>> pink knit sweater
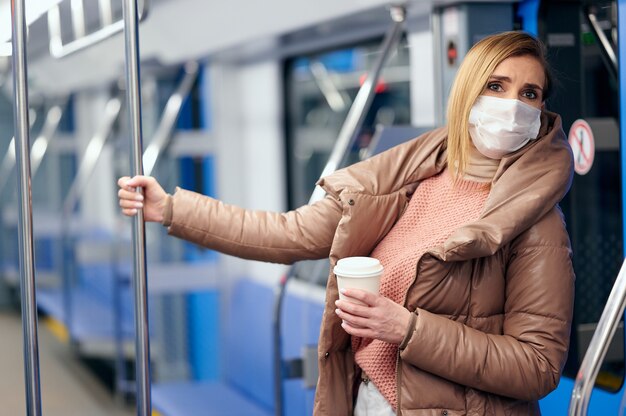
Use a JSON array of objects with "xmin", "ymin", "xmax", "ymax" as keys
[{"xmin": 353, "ymin": 169, "xmax": 491, "ymax": 410}]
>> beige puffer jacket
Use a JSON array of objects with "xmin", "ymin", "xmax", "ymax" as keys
[{"xmin": 164, "ymin": 111, "xmax": 575, "ymax": 416}]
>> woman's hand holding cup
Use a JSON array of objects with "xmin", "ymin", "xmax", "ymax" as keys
[{"xmin": 333, "ymin": 257, "xmax": 411, "ymax": 345}]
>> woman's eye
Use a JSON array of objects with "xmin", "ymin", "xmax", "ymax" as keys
[
  {"xmin": 487, "ymin": 83, "xmax": 502, "ymax": 92},
  {"xmin": 522, "ymin": 90, "xmax": 538, "ymax": 100}
]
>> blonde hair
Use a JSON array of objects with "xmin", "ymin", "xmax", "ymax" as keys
[{"xmin": 446, "ymin": 31, "xmax": 552, "ymax": 178}]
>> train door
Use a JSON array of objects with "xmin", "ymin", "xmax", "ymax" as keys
[{"xmin": 535, "ymin": 0, "xmax": 626, "ymax": 413}]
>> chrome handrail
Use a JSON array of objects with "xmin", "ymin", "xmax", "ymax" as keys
[
  {"xmin": 143, "ymin": 61, "xmax": 199, "ymax": 176},
  {"xmin": 585, "ymin": 9, "xmax": 618, "ymax": 80},
  {"xmin": 569, "ymin": 258, "xmax": 626, "ymax": 415},
  {"xmin": 11, "ymin": 0, "xmax": 42, "ymax": 413},
  {"xmin": 272, "ymin": 6, "xmax": 406, "ymax": 416},
  {"xmin": 308, "ymin": 5, "xmax": 406, "ymax": 204},
  {"xmin": 48, "ymin": 0, "xmax": 150, "ymax": 58},
  {"xmin": 122, "ymin": 0, "xmax": 152, "ymax": 413}
]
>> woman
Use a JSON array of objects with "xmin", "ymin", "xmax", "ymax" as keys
[{"xmin": 118, "ymin": 31, "xmax": 574, "ymax": 415}]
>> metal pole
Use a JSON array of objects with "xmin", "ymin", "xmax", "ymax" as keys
[
  {"xmin": 122, "ymin": 0, "xmax": 151, "ymax": 414},
  {"xmin": 11, "ymin": 0, "xmax": 43, "ymax": 414},
  {"xmin": 569, "ymin": 259, "xmax": 626, "ymax": 415},
  {"xmin": 308, "ymin": 5, "xmax": 406, "ymax": 204}
]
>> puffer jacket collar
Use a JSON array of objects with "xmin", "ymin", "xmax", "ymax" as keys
[{"xmin": 317, "ymin": 111, "xmax": 573, "ymax": 262}]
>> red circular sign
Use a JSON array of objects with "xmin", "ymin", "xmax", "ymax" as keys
[{"xmin": 568, "ymin": 119, "xmax": 595, "ymax": 175}]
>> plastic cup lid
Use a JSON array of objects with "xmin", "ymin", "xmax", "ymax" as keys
[{"xmin": 333, "ymin": 256, "xmax": 383, "ymax": 278}]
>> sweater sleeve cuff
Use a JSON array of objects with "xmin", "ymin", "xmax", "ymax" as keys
[
  {"xmin": 161, "ymin": 193, "xmax": 174, "ymax": 227},
  {"xmin": 399, "ymin": 310, "xmax": 418, "ymax": 350}
]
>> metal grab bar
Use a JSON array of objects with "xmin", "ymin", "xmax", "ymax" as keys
[
  {"xmin": 308, "ymin": 5, "xmax": 406, "ymax": 204},
  {"xmin": 585, "ymin": 8, "xmax": 618, "ymax": 81},
  {"xmin": 122, "ymin": 0, "xmax": 152, "ymax": 414},
  {"xmin": 569, "ymin": 258, "xmax": 626, "ymax": 415},
  {"xmin": 272, "ymin": 6, "xmax": 406, "ymax": 416},
  {"xmin": 143, "ymin": 61, "xmax": 199, "ymax": 176},
  {"xmin": 11, "ymin": 0, "xmax": 43, "ymax": 414},
  {"xmin": 48, "ymin": 0, "xmax": 150, "ymax": 58}
]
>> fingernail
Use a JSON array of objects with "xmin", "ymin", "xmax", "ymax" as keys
[
  {"xmin": 136, "ymin": 195, "xmax": 144, "ymax": 201},
  {"xmin": 135, "ymin": 202, "xmax": 143, "ymax": 208},
  {"xmin": 340, "ymin": 289, "xmax": 346, "ymax": 294}
]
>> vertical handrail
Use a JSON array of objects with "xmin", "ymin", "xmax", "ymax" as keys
[
  {"xmin": 110, "ymin": 61, "xmax": 199, "ymax": 399},
  {"xmin": 569, "ymin": 259, "xmax": 626, "ymax": 415},
  {"xmin": 272, "ymin": 6, "xmax": 406, "ymax": 416},
  {"xmin": 10, "ymin": 0, "xmax": 43, "ymax": 414},
  {"xmin": 122, "ymin": 0, "xmax": 152, "ymax": 414}
]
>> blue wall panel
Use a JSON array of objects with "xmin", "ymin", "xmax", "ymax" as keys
[
  {"xmin": 225, "ymin": 277, "xmax": 324, "ymax": 414},
  {"xmin": 517, "ymin": 0, "xmax": 539, "ymax": 36},
  {"xmin": 178, "ymin": 63, "xmax": 220, "ymax": 380},
  {"xmin": 189, "ymin": 290, "xmax": 220, "ymax": 380}
]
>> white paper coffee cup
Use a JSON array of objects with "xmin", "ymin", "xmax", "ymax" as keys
[{"xmin": 334, "ymin": 257, "xmax": 383, "ymax": 305}]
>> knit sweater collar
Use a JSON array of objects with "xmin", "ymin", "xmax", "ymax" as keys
[{"xmin": 462, "ymin": 145, "xmax": 499, "ymax": 183}]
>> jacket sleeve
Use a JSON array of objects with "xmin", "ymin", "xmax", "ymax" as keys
[
  {"xmin": 399, "ymin": 219, "xmax": 575, "ymax": 401},
  {"xmin": 166, "ymin": 188, "xmax": 342, "ymax": 264}
]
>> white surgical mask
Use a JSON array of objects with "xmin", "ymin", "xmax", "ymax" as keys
[{"xmin": 468, "ymin": 95, "xmax": 542, "ymax": 159}]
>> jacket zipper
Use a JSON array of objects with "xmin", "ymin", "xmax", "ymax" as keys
[
  {"xmin": 395, "ymin": 248, "xmax": 443, "ymax": 413},
  {"xmin": 395, "ymin": 349, "xmax": 403, "ymax": 413}
]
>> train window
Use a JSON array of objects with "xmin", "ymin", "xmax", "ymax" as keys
[
  {"xmin": 544, "ymin": 0, "xmax": 624, "ymax": 391},
  {"xmin": 284, "ymin": 37, "xmax": 411, "ymax": 209}
]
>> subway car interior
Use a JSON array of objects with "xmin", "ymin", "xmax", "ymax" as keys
[{"xmin": 0, "ymin": 0, "xmax": 625, "ymax": 414}]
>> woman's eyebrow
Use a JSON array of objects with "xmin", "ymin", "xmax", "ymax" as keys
[
  {"xmin": 488, "ymin": 75, "xmax": 510, "ymax": 82},
  {"xmin": 523, "ymin": 82, "xmax": 543, "ymax": 90},
  {"xmin": 488, "ymin": 75, "xmax": 543, "ymax": 90}
]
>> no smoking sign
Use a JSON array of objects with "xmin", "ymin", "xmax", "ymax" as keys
[{"xmin": 568, "ymin": 119, "xmax": 595, "ymax": 175}]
